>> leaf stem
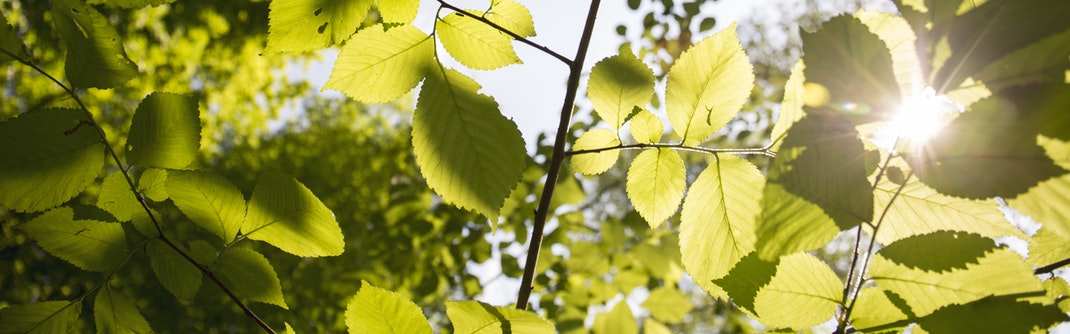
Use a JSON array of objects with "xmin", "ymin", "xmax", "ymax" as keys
[
  {"xmin": 515, "ymin": 0, "xmax": 602, "ymax": 310},
  {"xmin": 7, "ymin": 50, "xmax": 277, "ymax": 334},
  {"xmin": 566, "ymin": 142, "xmax": 775, "ymax": 157},
  {"xmin": 436, "ymin": 0, "xmax": 573, "ymax": 66}
]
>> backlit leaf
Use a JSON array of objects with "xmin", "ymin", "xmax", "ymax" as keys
[
  {"xmin": 345, "ymin": 281, "xmax": 431, "ymax": 334},
  {"xmin": 0, "ymin": 301, "xmax": 80, "ymax": 334},
  {"xmin": 437, "ymin": 10, "xmax": 521, "ymax": 70},
  {"xmin": 770, "ymin": 61, "xmax": 805, "ymax": 149},
  {"xmin": 487, "ymin": 0, "xmax": 536, "ymax": 38},
  {"xmin": 975, "ymin": 29, "xmax": 1070, "ymax": 92},
  {"xmin": 666, "ymin": 23, "xmax": 753, "ymax": 145},
  {"xmin": 0, "ymin": 108, "xmax": 103, "ymax": 213},
  {"xmin": 916, "ymin": 295, "xmax": 1066, "ymax": 334},
  {"xmin": 1028, "ymin": 227, "xmax": 1070, "ymax": 268},
  {"xmin": 641, "ymin": 287, "xmax": 693, "ymax": 323},
  {"xmin": 325, "ymin": 24, "xmax": 434, "ymax": 103},
  {"xmin": 85, "ymin": 0, "xmax": 174, "ymax": 8},
  {"xmin": 849, "ymin": 288, "xmax": 909, "ymax": 333},
  {"xmin": 713, "ymin": 253, "xmax": 778, "ymax": 313},
  {"xmin": 52, "ymin": 0, "xmax": 137, "ymax": 89},
  {"xmin": 626, "ymin": 149, "xmax": 685, "ymax": 228},
  {"xmin": 265, "ymin": 0, "xmax": 372, "ymax": 52},
  {"xmin": 870, "ymin": 249, "xmax": 1043, "ymax": 316},
  {"xmin": 21, "ymin": 207, "xmax": 127, "ymax": 272},
  {"xmin": 753, "ymin": 253, "xmax": 841, "ymax": 329},
  {"xmin": 412, "ymin": 68, "xmax": 525, "ymax": 219},
  {"xmin": 138, "ymin": 168, "xmax": 168, "ymax": 202},
  {"xmin": 0, "ymin": 18, "xmax": 26, "ymax": 63},
  {"xmin": 570, "ymin": 129, "xmax": 620, "ymax": 175},
  {"xmin": 377, "ymin": 0, "xmax": 419, "ymax": 24},
  {"xmin": 629, "ymin": 109, "xmax": 663, "ymax": 144},
  {"xmin": 933, "ymin": 0, "xmax": 1070, "ymax": 93},
  {"xmin": 680, "ymin": 155, "xmax": 763, "ymax": 298},
  {"xmin": 446, "ymin": 300, "xmax": 555, "ymax": 334},
  {"xmin": 588, "ymin": 53, "xmax": 655, "ymax": 130},
  {"xmin": 94, "ymin": 287, "xmax": 152, "ymax": 334},
  {"xmin": 214, "ymin": 247, "xmax": 288, "ymax": 309},
  {"xmin": 878, "ymin": 231, "xmax": 994, "ymax": 272},
  {"xmin": 244, "ymin": 171, "xmax": 344, "ymax": 257},
  {"xmin": 167, "ymin": 170, "xmax": 246, "ymax": 243},
  {"xmin": 802, "ymin": 15, "xmax": 899, "ymax": 123},
  {"xmin": 147, "ymin": 239, "xmax": 202, "ymax": 301},
  {"xmin": 97, "ymin": 171, "xmax": 141, "ymax": 222},
  {"xmin": 592, "ymin": 302, "xmax": 637, "ymax": 334},
  {"xmin": 126, "ymin": 92, "xmax": 201, "ymax": 170},
  {"xmin": 856, "ymin": 10, "xmax": 924, "ymax": 98},
  {"xmin": 1012, "ymin": 137, "xmax": 1070, "ymax": 238}
]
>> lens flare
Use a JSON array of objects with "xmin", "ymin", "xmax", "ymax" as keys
[{"xmin": 873, "ymin": 87, "xmax": 962, "ymax": 152}]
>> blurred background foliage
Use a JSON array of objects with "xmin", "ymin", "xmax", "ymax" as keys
[{"xmin": 1, "ymin": 0, "xmax": 886, "ymax": 332}]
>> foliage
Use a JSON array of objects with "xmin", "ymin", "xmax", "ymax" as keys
[{"xmin": 2, "ymin": 0, "xmax": 1070, "ymax": 333}]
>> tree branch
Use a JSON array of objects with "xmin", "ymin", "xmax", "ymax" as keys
[
  {"xmin": 436, "ymin": 0, "xmax": 573, "ymax": 66},
  {"xmin": 1035, "ymin": 257, "xmax": 1070, "ymax": 275},
  {"xmin": 566, "ymin": 142, "xmax": 775, "ymax": 157},
  {"xmin": 515, "ymin": 0, "xmax": 602, "ymax": 310}
]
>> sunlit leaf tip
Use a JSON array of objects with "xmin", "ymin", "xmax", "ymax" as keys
[
  {"xmin": 346, "ymin": 281, "xmax": 431, "ymax": 334},
  {"xmin": 244, "ymin": 171, "xmax": 345, "ymax": 257},
  {"xmin": 324, "ymin": 24, "xmax": 434, "ymax": 103},
  {"xmin": 447, "ymin": 300, "xmax": 555, "ymax": 334},
  {"xmin": 126, "ymin": 92, "xmax": 201, "ymax": 170},
  {"xmin": 20, "ymin": 207, "xmax": 128, "ymax": 272},
  {"xmin": 626, "ymin": 149, "xmax": 686, "ymax": 228},
  {"xmin": 167, "ymin": 170, "xmax": 246, "ymax": 243},
  {"xmin": 265, "ymin": 0, "xmax": 372, "ymax": 52},
  {"xmin": 437, "ymin": 9, "xmax": 522, "ymax": 70},
  {"xmin": 571, "ymin": 129, "xmax": 621, "ymax": 176},
  {"xmin": 215, "ymin": 247, "xmax": 289, "ymax": 309},
  {"xmin": 487, "ymin": 0, "xmax": 537, "ymax": 38},
  {"xmin": 588, "ymin": 52, "xmax": 655, "ymax": 130}
]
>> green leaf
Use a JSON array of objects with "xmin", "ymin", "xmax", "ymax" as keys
[
  {"xmin": 878, "ymin": 231, "xmax": 994, "ymax": 272},
  {"xmin": 801, "ymin": 15, "xmax": 899, "ymax": 123},
  {"xmin": 214, "ymin": 247, "xmax": 288, "ymax": 309},
  {"xmin": 0, "ymin": 108, "xmax": 104, "ymax": 213},
  {"xmin": 325, "ymin": 24, "xmax": 434, "ymax": 103},
  {"xmin": 849, "ymin": 288, "xmax": 909, "ymax": 333},
  {"xmin": 975, "ymin": 29, "xmax": 1070, "ymax": 92},
  {"xmin": 908, "ymin": 90, "xmax": 1068, "ymax": 199},
  {"xmin": 167, "ymin": 170, "xmax": 246, "ymax": 243},
  {"xmin": 94, "ymin": 287, "xmax": 152, "ymax": 334},
  {"xmin": 377, "ymin": 0, "xmax": 419, "ymax": 24},
  {"xmin": 588, "ymin": 53, "xmax": 655, "ymax": 130},
  {"xmin": 855, "ymin": 10, "xmax": 925, "ymax": 97},
  {"xmin": 1013, "ymin": 137, "xmax": 1070, "ymax": 237},
  {"xmin": 933, "ymin": 0, "xmax": 1070, "ymax": 93},
  {"xmin": 626, "ymin": 149, "xmax": 685, "ymax": 228},
  {"xmin": 138, "ymin": 168, "xmax": 168, "ymax": 202},
  {"xmin": 51, "ymin": 0, "xmax": 137, "ymax": 89},
  {"xmin": 916, "ymin": 295, "xmax": 1067, "ymax": 334},
  {"xmin": 570, "ymin": 129, "xmax": 621, "ymax": 175},
  {"xmin": 21, "ymin": 207, "xmax": 127, "ymax": 272},
  {"xmin": 1028, "ymin": 227, "xmax": 1070, "ymax": 268},
  {"xmin": 628, "ymin": 108, "xmax": 663, "ymax": 144},
  {"xmin": 0, "ymin": 301, "xmax": 81, "ymax": 334},
  {"xmin": 265, "ymin": 0, "xmax": 372, "ymax": 52},
  {"xmin": 870, "ymin": 248, "xmax": 1043, "ymax": 316},
  {"xmin": 679, "ymin": 155, "xmax": 763, "ymax": 298},
  {"xmin": 437, "ymin": 10, "xmax": 521, "ymax": 70},
  {"xmin": 147, "ymin": 239, "xmax": 202, "ymax": 301},
  {"xmin": 872, "ymin": 171, "xmax": 1024, "ymax": 245},
  {"xmin": 592, "ymin": 302, "xmax": 637, "ymax": 334},
  {"xmin": 412, "ymin": 68, "xmax": 525, "ymax": 219},
  {"xmin": 0, "ymin": 18, "xmax": 26, "ymax": 63},
  {"xmin": 641, "ymin": 287, "xmax": 693, "ymax": 323},
  {"xmin": 487, "ymin": 0, "xmax": 536, "ymax": 38},
  {"xmin": 125, "ymin": 92, "xmax": 201, "ymax": 170},
  {"xmin": 666, "ymin": 22, "xmax": 754, "ymax": 145},
  {"xmin": 345, "ymin": 281, "xmax": 431, "ymax": 334},
  {"xmin": 713, "ymin": 252, "xmax": 778, "ymax": 313},
  {"xmin": 446, "ymin": 300, "xmax": 555, "ymax": 334},
  {"xmin": 770, "ymin": 60, "xmax": 805, "ymax": 149},
  {"xmin": 244, "ymin": 171, "xmax": 344, "ymax": 257},
  {"xmin": 85, "ymin": 0, "xmax": 175, "ymax": 8},
  {"xmin": 97, "ymin": 171, "xmax": 141, "ymax": 222},
  {"xmin": 753, "ymin": 253, "xmax": 841, "ymax": 330},
  {"xmin": 755, "ymin": 113, "xmax": 872, "ymax": 258}
]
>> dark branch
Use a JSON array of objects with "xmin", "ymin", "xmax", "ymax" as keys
[
  {"xmin": 1035, "ymin": 257, "xmax": 1070, "ymax": 275},
  {"xmin": 436, "ymin": 0, "xmax": 573, "ymax": 66},
  {"xmin": 566, "ymin": 142, "xmax": 775, "ymax": 157}
]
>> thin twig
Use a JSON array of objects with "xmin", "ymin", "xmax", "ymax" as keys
[
  {"xmin": 436, "ymin": 0, "xmax": 573, "ymax": 66},
  {"xmin": 567, "ymin": 142, "xmax": 775, "ymax": 157},
  {"xmin": 515, "ymin": 0, "xmax": 602, "ymax": 310},
  {"xmin": 5, "ymin": 49, "xmax": 277, "ymax": 334},
  {"xmin": 1035, "ymin": 257, "xmax": 1070, "ymax": 275}
]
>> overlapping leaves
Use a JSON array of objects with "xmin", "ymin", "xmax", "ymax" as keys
[{"xmin": 52, "ymin": 0, "xmax": 138, "ymax": 89}]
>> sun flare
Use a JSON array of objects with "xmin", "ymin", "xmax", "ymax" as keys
[{"xmin": 876, "ymin": 87, "xmax": 962, "ymax": 152}]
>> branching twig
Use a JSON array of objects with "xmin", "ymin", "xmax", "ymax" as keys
[
  {"xmin": 5, "ymin": 49, "xmax": 278, "ymax": 334},
  {"xmin": 567, "ymin": 142, "xmax": 775, "ymax": 157},
  {"xmin": 436, "ymin": 0, "xmax": 573, "ymax": 66},
  {"xmin": 515, "ymin": 0, "xmax": 603, "ymax": 310}
]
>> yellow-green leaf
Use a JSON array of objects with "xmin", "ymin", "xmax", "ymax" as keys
[
  {"xmin": 0, "ymin": 108, "xmax": 104, "ymax": 213},
  {"xmin": 855, "ymin": 10, "xmax": 924, "ymax": 98},
  {"xmin": 85, "ymin": 0, "xmax": 174, "ymax": 8},
  {"xmin": 487, "ymin": 0, "xmax": 536, "ymax": 37},
  {"xmin": 770, "ymin": 60, "xmax": 805, "ymax": 149},
  {"xmin": 167, "ymin": 170, "xmax": 246, "ymax": 243},
  {"xmin": 52, "ymin": 0, "xmax": 138, "ymax": 89},
  {"xmin": 0, "ymin": 301, "xmax": 81, "ymax": 334},
  {"xmin": 849, "ymin": 288, "xmax": 909, "ymax": 333},
  {"xmin": 629, "ymin": 108, "xmax": 663, "ymax": 144},
  {"xmin": 125, "ymin": 92, "xmax": 201, "ymax": 170},
  {"xmin": 437, "ymin": 10, "xmax": 521, "ymax": 70},
  {"xmin": 94, "ymin": 287, "xmax": 152, "ymax": 334},
  {"xmin": 377, "ymin": 0, "xmax": 419, "ymax": 24},
  {"xmin": 325, "ymin": 24, "xmax": 434, "ymax": 103},
  {"xmin": 215, "ymin": 247, "xmax": 288, "ymax": 309},
  {"xmin": 20, "ymin": 207, "xmax": 127, "ymax": 272},
  {"xmin": 346, "ymin": 281, "xmax": 431, "ymax": 334},
  {"xmin": 666, "ymin": 22, "xmax": 753, "ymax": 145},
  {"xmin": 641, "ymin": 287, "xmax": 693, "ymax": 323},
  {"xmin": 138, "ymin": 168, "xmax": 168, "ymax": 202},
  {"xmin": 592, "ymin": 302, "xmax": 637, "ymax": 334},
  {"xmin": 753, "ymin": 253, "xmax": 841, "ymax": 330},
  {"xmin": 147, "ymin": 239, "xmax": 201, "ymax": 301},
  {"xmin": 412, "ymin": 68, "xmax": 526, "ymax": 219},
  {"xmin": 680, "ymin": 155, "xmax": 763, "ymax": 298},
  {"xmin": 265, "ymin": 0, "xmax": 372, "ymax": 52},
  {"xmin": 571, "ymin": 129, "xmax": 621, "ymax": 175},
  {"xmin": 446, "ymin": 300, "xmax": 555, "ymax": 334},
  {"xmin": 588, "ymin": 53, "xmax": 655, "ymax": 130},
  {"xmin": 244, "ymin": 171, "xmax": 344, "ymax": 257},
  {"xmin": 626, "ymin": 149, "xmax": 685, "ymax": 228},
  {"xmin": 97, "ymin": 171, "xmax": 141, "ymax": 222}
]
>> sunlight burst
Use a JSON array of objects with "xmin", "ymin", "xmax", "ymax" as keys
[{"xmin": 874, "ymin": 87, "xmax": 962, "ymax": 152}]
